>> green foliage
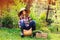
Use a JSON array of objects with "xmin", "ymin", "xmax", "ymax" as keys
[
  {"xmin": 9, "ymin": 10, "xmax": 19, "ymax": 28},
  {"xmin": 1, "ymin": 1, "xmax": 26, "ymax": 28},
  {"xmin": 47, "ymin": 19, "xmax": 54, "ymax": 25},
  {"xmin": 0, "ymin": 17, "xmax": 2, "ymax": 27},
  {"xmin": 39, "ymin": 12, "xmax": 46, "ymax": 20},
  {"xmin": 30, "ymin": 10, "xmax": 47, "ymax": 30},
  {"xmin": 49, "ymin": 26, "xmax": 57, "ymax": 32},
  {"xmin": 49, "ymin": 23, "xmax": 60, "ymax": 32},
  {"xmin": 1, "ymin": 0, "xmax": 60, "ymax": 33},
  {"xmin": 0, "ymin": 27, "xmax": 49, "ymax": 40},
  {"xmin": 2, "ymin": 14, "xmax": 13, "ymax": 28},
  {"xmin": 40, "ymin": 27, "xmax": 50, "ymax": 33}
]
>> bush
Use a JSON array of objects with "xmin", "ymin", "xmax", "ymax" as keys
[
  {"xmin": 40, "ymin": 27, "xmax": 50, "ymax": 33},
  {"xmin": 30, "ymin": 11, "xmax": 47, "ymax": 30},
  {"xmin": 0, "ymin": 17, "xmax": 2, "ymax": 27},
  {"xmin": 2, "ymin": 14, "xmax": 13, "ymax": 28},
  {"xmin": 48, "ymin": 26, "xmax": 57, "ymax": 32},
  {"xmin": 46, "ymin": 19, "xmax": 54, "ymax": 25},
  {"xmin": 49, "ymin": 23, "xmax": 60, "ymax": 32}
]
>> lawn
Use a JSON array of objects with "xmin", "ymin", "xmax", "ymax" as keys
[{"xmin": 0, "ymin": 27, "xmax": 60, "ymax": 40}]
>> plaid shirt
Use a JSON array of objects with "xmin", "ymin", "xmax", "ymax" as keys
[{"xmin": 19, "ymin": 16, "xmax": 32, "ymax": 27}]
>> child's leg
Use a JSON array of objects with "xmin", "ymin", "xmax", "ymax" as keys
[
  {"xmin": 29, "ymin": 20, "xmax": 36, "ymax": 37},
  {"xmin": 20, "ymin": 20, "xmax": 26, "ymax": 37},
  {"xmin": 29, "ymin": 20, "xmax": 36, "ymax": 31},
  {"xmin": 20, "ymin": 27, "xmax": 24, "ymax": 37},
  {"xmin": 21, "ymin": 27, "xmax": 23, "ymax": 33}
]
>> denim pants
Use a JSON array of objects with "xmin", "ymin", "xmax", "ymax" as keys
[{"xmin": 20, "ymin": 20, "xmax": 36, "ymax": 32}]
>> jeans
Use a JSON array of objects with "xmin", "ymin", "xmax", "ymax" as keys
[{"xmin": 20, "ymin": 20, "xmax": 36, "ymax": 32}]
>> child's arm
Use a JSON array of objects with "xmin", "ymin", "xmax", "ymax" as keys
[
  {"xmin": 28, "ymin": 16, "xmax": 32, "ymax": 22},
  {"xmin": 18, "ymin": 20, "xmax": 21, "ymax": 28}
]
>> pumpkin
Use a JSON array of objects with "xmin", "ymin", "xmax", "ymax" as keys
[{"xmin": 23, "ymin": 28, "xmax": 32, "ymax": 36}]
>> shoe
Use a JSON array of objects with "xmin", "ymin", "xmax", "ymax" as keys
[
  {"xmin": 21, "ymin": 33, "xmax": 24, "ymax": 37},
  {"xmin": 32, "ymin": 32, "xmax": 36, "ymax": 37}
]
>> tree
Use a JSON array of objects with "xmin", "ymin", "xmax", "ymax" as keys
[
  {"xmin": 0, "ymin": 0, "xmax": 14, "ymax": 27},
  {"xmin": 0, "ymin": 0, "xmax": 14, "ymax": 16},
  {"xmin": 46, "ymin": 0, "xmax": 56, "ymax": 22},
  {"xmin": 21, "ymin": 0, "xmax": 33, "ymax": 12}
]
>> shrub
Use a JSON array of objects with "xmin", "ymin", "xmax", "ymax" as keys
[
  {"xmin": 40, "ymin": 27, "xmax": 50, "ymax": 33},
  {"xmin": 2, "ymin": 14, "xmax": 13, "ymax": 28},
  {"xmin": 48, "ymin": 23, "xmax": 60, "ymax": 32},
  {"xmin": 0, "ymin": 17, "xmax": 2, "ymax": 27},
  {"xmin": 48, "ymin": 26, "xmax": 57, "ymax": 32},
  {"xmin": 46, "ymin": 19, "xmax": 54, "ymax": 25},
  {"xmin": 30, "ymin": 11, "xmax": 47, "ymax": 30}
]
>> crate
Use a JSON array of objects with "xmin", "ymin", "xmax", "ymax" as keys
[{"xmin": 35, "ymin": 32, "xmax": 48, "ymax": 38}]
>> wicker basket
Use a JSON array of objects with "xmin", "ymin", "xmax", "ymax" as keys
[{"xmin": 23, "ymin": 28, "xmax": 32, "ymax": 36}]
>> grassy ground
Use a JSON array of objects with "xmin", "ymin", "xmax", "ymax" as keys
[
  {"xmin": 50, "ymin": 33, "xmax": 60, "ymax": 40},
  {"xmin": 0, "ymin": 27, "xmax": 60, "ymax": 40}
]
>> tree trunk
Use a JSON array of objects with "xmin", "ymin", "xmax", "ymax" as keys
[
  {"xmin": 46, "ymin": 0, "xmax": 51, "ymax": 22},
  {"xmin": 25, "ymin": 0, "xmax": 33, "ymax": 11},
  {"xmin": 46, "ymin": 5, "xmax": 50, "ymax": 22}
]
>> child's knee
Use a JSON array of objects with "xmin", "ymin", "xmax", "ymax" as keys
[
  {"xmin": 20, "ymin": 21, "xmax": 25, "ymax": 27},
  {"xmin": 30, "ymin": 20, "xmax": 35, "ymax": 24}
]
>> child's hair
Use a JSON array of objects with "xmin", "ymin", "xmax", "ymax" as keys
[
  {"xmin": 18, "ymin": 8, "xmax": 30, "ymax": 17},
  {"xmin": 18, "ymin": 9, "xmax": 27, "ymax": 17}
]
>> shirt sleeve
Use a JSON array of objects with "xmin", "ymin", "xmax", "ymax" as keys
[
  {"xmin": 18, "ymin": 20, "xmax": 21, "ymax": 28},
  {"xmin": 28, "ymin": 16, "xmax": 32, "ymax": 21}
]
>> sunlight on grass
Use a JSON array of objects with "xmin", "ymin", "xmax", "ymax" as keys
[
  {"xmin": 0, "ymin": 27, "xmax": 60, "ymax": 40},
  {"xmin": 0, "ymin": 28, "xmax": 21, "ymax": 40},
  {"xmin": 0, "ymin": 28, "xmax": 49, "ymax": 40},
  {"xmin": 49, "ymin": 33, "xmax": 60, "ymax": 40}
]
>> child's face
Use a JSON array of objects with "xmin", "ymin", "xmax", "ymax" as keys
[
  {"xmin": 22, "ymin": 10, "xmax": 29, "ymax": 17},
  {"xmin": 19, "ymin": 10, "xmax": 26, "ymax": 19},
  {"xmin": 19, "ymin": 10, "xmax": 29, "ymax": 18},
  {"xmin": 23, "ymin": 10, "xmax": 26, "ymax": 15}
]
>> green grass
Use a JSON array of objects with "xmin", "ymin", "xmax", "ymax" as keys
[
  {"xmin": 49, "ymin": 33, "xmax": 60, "ymax": 40},
  {"xmin": 0, "ymin": 28, "xmax": 21, "ymax": 40},
  {"xmin": 0, "ymin": 27, "xmax": 49, "ymax": 40},
  {"xmin": 0, "ymin": 27, "xmax": 60, "ymax": 40}
]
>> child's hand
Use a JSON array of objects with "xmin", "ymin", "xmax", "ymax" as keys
[
  {"xmin": 18, "ymin": 23, "xmax": 21, "ymax": 28},
  {"xmin": 19, "ymin": 26, "xmax": 21, "ymax": 28},
  {"xmin": 18, "ymin": 20, "xmax": 21, "ymax": 28}
]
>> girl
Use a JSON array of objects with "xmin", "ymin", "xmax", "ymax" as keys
[{"xmin": 18, "ymin": 8, "xmax": 36, "ymax": 37}]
